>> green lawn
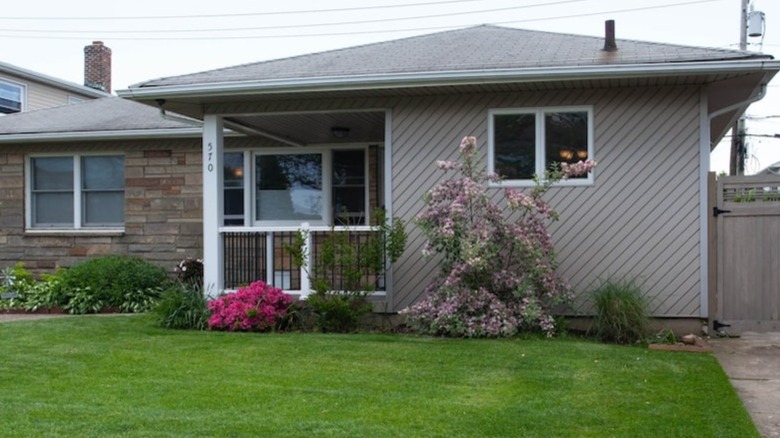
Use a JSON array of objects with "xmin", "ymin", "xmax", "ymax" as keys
[{"xmin": 0, "ymin": 315, "xmax": 756, "ymax": 437}]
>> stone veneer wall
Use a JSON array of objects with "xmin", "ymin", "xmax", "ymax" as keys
[{"xmin": 0, "ymin": 138, "xmax": 202, "ymax": 277}]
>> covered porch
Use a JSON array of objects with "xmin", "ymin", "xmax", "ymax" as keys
[{"xmin": 201, "ymin": 109, "xmax": 393, "ymax": 298}]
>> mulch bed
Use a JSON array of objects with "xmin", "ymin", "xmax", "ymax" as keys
[{"xmin": 648, "ymin": 336, "xmax": 712, "ymax": 353}]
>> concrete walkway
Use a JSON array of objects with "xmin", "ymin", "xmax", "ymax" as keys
[{"xmin": 710, "ymin": 332, "xmax": 780, "ymax": 438}]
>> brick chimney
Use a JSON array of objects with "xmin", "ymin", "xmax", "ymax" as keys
[{"xmin": 84, "ymin": 41, "xmax": 112, "ymax": 93}]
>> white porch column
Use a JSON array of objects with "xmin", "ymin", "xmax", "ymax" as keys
[
  {"xmin": 203, "ymin": 115, "xmax": 225, "ymax": 297},
  {"xmin": 383, "ymin": 109, "xmax": 394, "ymax": 301}
]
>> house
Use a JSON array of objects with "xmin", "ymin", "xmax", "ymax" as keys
[
  {"xmin": 0, "ymin": 42, "xmax": 203, "ymax": 271},
  {"xmin": 0, "ymin": 42, "xmax": 109, "ymax": 114},
  {"xmin": 2, "ymin": 24, "xmax": 778, "ymax": 331},
  {"xmin": 757, "ymin": 161, "xmax": 780, "ymax": 175}
]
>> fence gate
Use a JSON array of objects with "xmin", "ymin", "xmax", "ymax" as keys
[{"xmin": 715, "ymin": 175, "xmax": 780, "ymax": 333}]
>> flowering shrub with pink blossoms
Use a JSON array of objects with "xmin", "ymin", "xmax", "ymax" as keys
[
  {"xmin": 401, "ymin": 136, "xmax": 595, "ymax": 337},
  {"xmin": 208, "ymin": 281, "xmax": 294, "ymax": 332}
]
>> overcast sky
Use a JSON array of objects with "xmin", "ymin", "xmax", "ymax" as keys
[{"xmin": 2, "ymin": 0, "xmax": 779, "ymax": 173}]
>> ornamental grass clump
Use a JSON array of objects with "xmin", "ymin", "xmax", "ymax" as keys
[
  {"xmin": 208, "ymin": 281, "xmax": 293, "ymax": 332},
  {"xmin": 592, "ymin": 278, "xmax": 649, "ymax": 344},
  {"xmin": 401, "ymin": 136, "xmax": 595, "ymax": 337},
  {"xmin": 154, "ymin": 282, "xmax": 210, "ymax": 330}
]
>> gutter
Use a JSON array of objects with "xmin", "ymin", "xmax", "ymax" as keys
[
  {"xmin": 117, "ymin": 59, "xmax": 780, "ymax": 100},
  {"xmin": 0, "ymin": 128, "xmax": 204, "ymax": 144}
]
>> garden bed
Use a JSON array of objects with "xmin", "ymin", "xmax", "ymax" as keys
[{"xmin": 0, "ymin": 306, "xmax": 120, "ymax": 315}]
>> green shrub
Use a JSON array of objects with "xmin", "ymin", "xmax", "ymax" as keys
[
  {"xmin": 1, "ymin": 263, "xmax": 35, "ymax": 292},
  {"xmin": 275, "ymin": 300, "xmax": 316, "ymax": 332},
  {"xmin": 64, "ymin": 286, "xmax": 105, "ymax": 314},
  {"xmin": 58, "ymin": 256, "xmax": 171, "ymax": 313},
  {"xmin": 647, "ymin": 328, "xmax": 677, "ymax": 345},
  {"xmin": 0, "ymin": 272, "xmax": 67, "ymax": 311},
  {"xmin": 306, "ymin": 292, "xmax": 372, "ymax": 333},
  {"xmin": 592, "ymin": 279, "xmax": 649, "ymax": 344},
  {"xmin": 153, "ymin": 283, "xmax": 209, "ymax": 330},
  {"xmin": 0, "ymin": 263, "xmax": 36, "ymax": 307},
  {"xmin": 288, "ymin": 208, "xmax": 406, "ymax": 333}
]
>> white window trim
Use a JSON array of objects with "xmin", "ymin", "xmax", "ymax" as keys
[
  {"xmin": 488, "ymin": 106, "xmax": 594, "ymax": 187},
  {"xmin": 25, "ymin": 153, "xmax": 125, "ymax": 232},
  {"xmin": 0, "ymin": 77, "xmax": 26, "ymax": 113}
]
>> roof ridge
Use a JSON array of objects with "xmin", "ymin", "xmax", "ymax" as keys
[
  {"xmin": 126, "ymin": 24, "xmax": 776, "ymax": 91},
  {"xmin": 134, "ymin": 25, "xmax": 502, "ymax": 87}
]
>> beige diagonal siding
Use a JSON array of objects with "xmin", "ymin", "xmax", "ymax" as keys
[
  {"xmin": 207, "ymin": 85, "xmax": 703, "ymax": 317},
  {"xmin": 391, "ymin": 86, "xmax": 702, "ymax": 317}
]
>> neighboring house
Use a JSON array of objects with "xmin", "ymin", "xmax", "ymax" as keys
[
  {"xmin": 0, "ymin": 97, "xmax": 204, "ymax": 270},
  {"xmin": 757, "ymin": 161, "xmax": 780, "ymax": 175},
  {"xmin": 1, "ymin": 24, "xmax": 778, "ymax": 330},
  {"xmin": 0, "ymin": 42, "xmax": 110, "ymax": 114}
]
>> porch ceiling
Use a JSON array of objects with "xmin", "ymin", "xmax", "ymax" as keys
[{"xmin": 226, "ymin": 111, "xmax": 386, "ymax": 146}]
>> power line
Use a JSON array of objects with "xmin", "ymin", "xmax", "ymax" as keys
[
  {"xmin": 0, "ymin": 0, "xmax": 728, "ymax": 41},
  {"xmin": 0, "ymin": 1, "xmax": 589, "ymax": 35},
  {"xmin": 0, "ymin": 0, "xmax": 493, "ymax": 21}
]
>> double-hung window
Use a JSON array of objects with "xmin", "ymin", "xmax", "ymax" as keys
[
  {"xmin": 488, "ymin": 106, "xmax": 593, "ymax": 186},
  {"xmin": 0, "ymin": 79, "xmax": 24, "ymax": 114},
  {"xmin": 28, "ymin": 155, "xmax": 124, "ymax": 230}
]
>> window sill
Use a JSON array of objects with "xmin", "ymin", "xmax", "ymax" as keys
[
  {"xmin": 489, "ymin": 178, "xmax": 594, "ymax": 188},
  {"xmin": 24, "ymin": 228, "xmax": 125, "ymax": 237}
]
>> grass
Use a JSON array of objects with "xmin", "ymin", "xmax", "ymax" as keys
[{"xmin": 0, "ymin": 316, "xmax": 757, "ymax": 437}]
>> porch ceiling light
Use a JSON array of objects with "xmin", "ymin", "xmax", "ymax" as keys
[{"xmin": 331, "ymin": 126, "xmax": 350, "ymax": 139}]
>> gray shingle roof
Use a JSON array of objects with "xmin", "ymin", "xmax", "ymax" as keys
[
  {"xmin": 0, "ymin": 97, "xmax": 196, "ymax": 135},
  {"xmin": 134, "ymin": 24, "xmax": 772, "ymax": 89}
]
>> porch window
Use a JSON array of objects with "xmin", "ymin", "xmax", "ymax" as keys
[
  {"xmin": 0, "ymin": 80, "xmax": 24, "ymax": 114},
  {"xmin": 29, "ymin": 155, "xmax": 124, "ymax": 229},
  {"xmin": 255, "ymin": 153, "xmax": 323, "ymax": 222},
  {"xmin": 222, "ymin": 149, "xmax": 371, "ymax": 226},
  {"xmin": 333, "ymin": 149, "xmax": 366, "ymax": 225},
  {"xmin": 224, "ymin": 152, "xmax": 244, "ymax": 226},
  {"xmin": 219, "ymin": 147, "xmax": 378, "ymax": 292},
  {"xmin": 489, "ymin": 106, "xmax": 593, "ymax": 186}
]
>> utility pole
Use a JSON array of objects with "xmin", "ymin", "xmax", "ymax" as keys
[{"xmin": 730, "ymin": 0, "xmax": 749, "ymax": 175}]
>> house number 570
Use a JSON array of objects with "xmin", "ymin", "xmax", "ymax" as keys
[{"xmin": 207, "ymin": 142, "xmax": 214, "ymax": 172}]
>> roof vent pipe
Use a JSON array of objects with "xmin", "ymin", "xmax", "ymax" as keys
[{"xmin": 603, "ymin": 20, "xmax": 617, "ymax": 52}]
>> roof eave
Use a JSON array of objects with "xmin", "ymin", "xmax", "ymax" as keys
[
  {"xmin": 117, "ymin": 59, "xmax": 780, "ymax": 101},
  {"xmin": 0, "ymin": 61, "xmax": 110, "ymax": 99},
  {"xmin": 0, "ymin": 128, "xmax": 204, "ymax": 144}
]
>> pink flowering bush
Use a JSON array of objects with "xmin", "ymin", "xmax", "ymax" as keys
[
  {"xmin": 208, "ymin": 281, "xmax": 293, "ymax": 332},
  {"xmin": 401, "ymin": 136, "xmax": 595, "ymax": 337}
]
